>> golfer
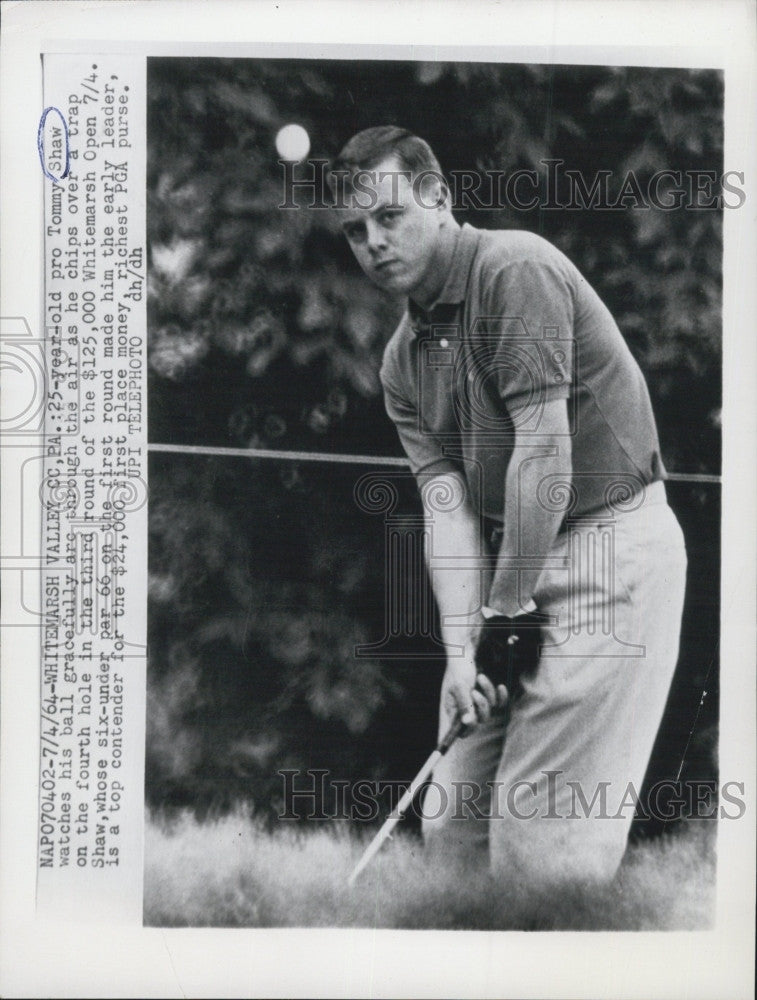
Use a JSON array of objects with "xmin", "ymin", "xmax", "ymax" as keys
[{"xmin": 330, "ymin": 127, "xmax": 687, "ymax": 892}]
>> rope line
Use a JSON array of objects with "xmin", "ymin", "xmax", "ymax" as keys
[
  {"xmin": 147, "ymin": 442, "xmax": 721, "ymax": 484},
  {"xmin": 148, "ymin": 442, "xmax": 409, "ymax": 467}
]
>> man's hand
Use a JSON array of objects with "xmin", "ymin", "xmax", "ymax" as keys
[
  {"xmin": 441, "ymin": 650, "xmax": 509, "ymax": 732},
  {"xmin": 475, "ymin": 611, "xmax": 549, "ymax": 699}
]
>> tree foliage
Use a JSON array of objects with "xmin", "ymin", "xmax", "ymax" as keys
[{"xmin": 146, "ymin": 58, "xmax": 722, "ymax": 824}]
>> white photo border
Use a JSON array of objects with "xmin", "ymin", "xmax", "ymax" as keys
[{"xmin": 1, "ymin": 2, "xmax": 755, "ymax": 998}]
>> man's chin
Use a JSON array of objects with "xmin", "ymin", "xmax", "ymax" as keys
[{"xmin": 370, "ymin": 271, "xmax": 414, "ymax": 296}]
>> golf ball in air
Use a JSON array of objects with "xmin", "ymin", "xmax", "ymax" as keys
[{"xmin": 275, "ymin": 123, "xmax": 311, "ymax": 160}]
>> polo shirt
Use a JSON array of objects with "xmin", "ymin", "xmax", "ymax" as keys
[{"xmin": 379, "ymin": 223, "xmax": 665, "ymax": 522}]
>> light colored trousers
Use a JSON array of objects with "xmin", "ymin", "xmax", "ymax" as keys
[{"xmin": 423, "ymin": 482, "xmax": 687, "ymax": 889}]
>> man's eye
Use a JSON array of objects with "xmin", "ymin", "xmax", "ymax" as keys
[
  {"xmin": 380, "ymin": 209, "xmax": 402, "ymax": 224},
  {"xmin": 344, "ymin": 224, "xmax": 365, "ymax": 242}
]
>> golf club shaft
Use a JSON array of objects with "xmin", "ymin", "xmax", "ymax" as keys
[{"xmin": 347, "ymin": 716, "xmax": 465, "ymax": 886}]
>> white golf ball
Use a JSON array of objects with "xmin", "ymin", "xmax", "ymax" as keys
[{"xmin": 275, "ymin": 123, "xmax": 311, "ymax": 161}]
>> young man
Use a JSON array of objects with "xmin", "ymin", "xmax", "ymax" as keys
[{"xmin": 330, "ymin": 126, "xmax": 687, "ymax": 892}]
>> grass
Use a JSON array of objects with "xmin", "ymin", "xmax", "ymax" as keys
[{"xmin": 144, "ymin": 810, "xmax": 716, "ymax": 930}]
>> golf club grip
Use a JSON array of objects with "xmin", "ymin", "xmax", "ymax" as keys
[
  {"xmin": 434, "ymin": 657, "xmax": 514, "ymax": 755},
  {"xmin": 437, "ymin": 715, "xmax": 466, "ymax": 754},
  {"xmin": 435, "ymin": 647, "xmax": 522, "ymax": 756}
]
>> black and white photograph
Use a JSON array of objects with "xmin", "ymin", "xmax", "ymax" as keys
[
  {"xmin": 1, "ymin": 2, "xmax": 755, "ymax": 997},
  {"xmin": 144, "ymin": 54, "xmax": 725, "ymax": 931}
]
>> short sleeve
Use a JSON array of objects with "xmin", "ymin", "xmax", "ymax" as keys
[
  {"xmin": 483, "ymin": 259, "xmax": 574, "ymax": 413},
  {"xmin": 379, "ymin": 363, "xmax": 458, "ymax": 478}
]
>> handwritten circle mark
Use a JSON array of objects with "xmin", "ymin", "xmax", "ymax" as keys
[{"xmin": 37, "ymin": 106, "xmax": 70, "ymax": 182}]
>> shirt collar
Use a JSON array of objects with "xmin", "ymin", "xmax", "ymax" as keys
[{"xmin": 407, "ymin": 223, "xmax": 480, "ymax": 332}]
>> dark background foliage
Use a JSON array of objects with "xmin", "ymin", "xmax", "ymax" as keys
[{"xmin": 146, "ymin": 58, "xmax": 722, "ymax": 834}]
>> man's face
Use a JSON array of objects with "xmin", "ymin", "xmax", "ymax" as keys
[{"xmin": 336, "ymin": 155, "xmax": 447, "ymax": 298}]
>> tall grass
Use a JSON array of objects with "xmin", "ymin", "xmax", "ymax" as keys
[{"xmin": 144, "ymin": 811, "xmax": 716, "ymax": 930}]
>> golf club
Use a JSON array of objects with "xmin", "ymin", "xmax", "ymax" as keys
[
  {"xmin": 347, "ymin": 610, "xmax": 552, "ymax": 885},
  {"xmin": 347, "ymin": 712, "xmax": 467, "ymax": 887}
]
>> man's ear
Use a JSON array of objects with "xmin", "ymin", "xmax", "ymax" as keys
[
  {"xmin": 417, "ymin": 171, "xmax": 449, "ymax": 211},
  {"xmin": 435, "ymin": 179, "xmax": 451, "ymax": 211}
]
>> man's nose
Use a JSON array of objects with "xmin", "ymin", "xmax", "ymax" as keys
[{"xmin": 365, "ymin": 219, "xmax": 387, "ymax": 254}]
